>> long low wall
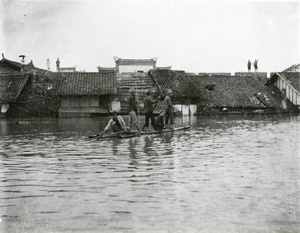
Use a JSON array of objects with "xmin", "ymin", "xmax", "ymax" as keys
[
  {"xmin": 234, "ymin": 72, "xmax": 268, "ymax": 84},
  {"xmin": 58, "ymin": 106, "xmax": 110, "ymax": 118}
]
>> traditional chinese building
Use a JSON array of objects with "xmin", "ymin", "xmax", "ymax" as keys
[
  {"xmin": 149, "ymin": 69, "xmax": 289, "ymax": 115},
  {"xmin": 0, "ymin": 53, "xmax": 47, "ymax": 74},
  {"xmin": 98, "ymin": 57, "xmax": 159, "ymax": 114},
  {"xmin": 56, "ymin": 72, "xmax": 117, "ymax": 117}
]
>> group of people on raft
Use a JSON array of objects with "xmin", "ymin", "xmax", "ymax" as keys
[{"xmin": 99, "ymin": 87, "xmax": 175, "ymax": 137}]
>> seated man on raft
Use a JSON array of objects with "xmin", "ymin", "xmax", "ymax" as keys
[
  {"xmin": 99, "ymin": 112, "xmax": 130, "ymax": 137},
  {"xmin": 153, "ymin": 111, "xmax": 165, "ymax": 132}
]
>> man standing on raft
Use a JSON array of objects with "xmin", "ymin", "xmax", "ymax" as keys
[
  {"xmin": 128, "ymin": 87, "xmax": 141, "ymax": 134},
  {"xmin": 164, "ymin": 89, "xmax": 174, "ymax": 130},
  {"xmin": 142, "ymin": 90, "xmax": 160, "ymax": 131}
]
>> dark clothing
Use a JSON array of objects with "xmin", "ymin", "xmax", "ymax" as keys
[
  {"xmin": 164, "ymin": 95, "xmax": 174, "ymax": 125},
  {"xmin": 128, "ymin": 95, "xmax": 138, "ymax": 113},
  {"xmin": 154, "ymin": 114, "xmax": 164, "ymax": 132},
  {"xmin": 144, "ymin": 111, "xmax": 155, "ymax": 128},
  {"xmin": 254, "ymin": 60, "xmax": 258, "ymax": 70},
  {"xmin": 102, "ymin": 115, "xmax": 126, "ymax": 134},
  {"xmin": 165, "ymin": 108, "xmax": 174, "ymax": 125},
  {"xmin": 143, "ymin": 95, "xmax": 158, "ymax": 128},
  {"xmin": 56, "ymin": 59, "xmax": 60, "ymax": 70},
  {"xmin": 164, "ymin": 95, "xmax": 172, "ymax": 110},
  {"xmin": 112, "ymin": 123, "xmax": 122, "ymax": 133},
  {"xmin": 144, "ymin": 96, "xmax": 157, "ymax": 113},
  {"xmin": 247, "ymin": 61, "xmax": 251, "ymax": 71}
]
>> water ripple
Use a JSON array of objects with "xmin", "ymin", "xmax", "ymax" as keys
[{"xmin": 0, "ymin": 115, "xmax": 299, "ymax": 232}]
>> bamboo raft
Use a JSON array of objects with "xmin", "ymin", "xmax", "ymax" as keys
[{"xmin": 89, "ymin": 125, "xmax": 191, "ymax": 139}]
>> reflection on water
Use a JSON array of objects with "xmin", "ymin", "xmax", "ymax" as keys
[{"xmin": 0, "ymin": 115, "xmax": 299, "ymax": 233}]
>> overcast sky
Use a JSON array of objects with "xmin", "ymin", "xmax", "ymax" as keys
[{"xmin": 1, "ymin": 0, "xmax": 299, "ymax": 73}]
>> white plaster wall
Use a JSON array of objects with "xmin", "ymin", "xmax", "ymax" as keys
[{"xmin": 119, "ymin": 65, "xmax": 154, "ymax": 73}]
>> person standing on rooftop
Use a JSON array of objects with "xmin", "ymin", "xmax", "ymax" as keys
[
  {"xmin": 47, "ymin": 58, "xmax": 50, "ymax": 71},
  {"xmin": 56, "ymin": 58, "xmax": 60, "ymax": 72},
  {"xmin": 247, "ymin": 60, "xmax": 251, "ymax": 72},
  {"xmin": 254, "ymin": 60, "xmax": 258, "ymax": 71}
]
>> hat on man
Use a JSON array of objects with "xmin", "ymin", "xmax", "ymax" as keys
[
  {"xmin": 146, "ymin": 90, "xmax": 151, "ymax": 95},
  {"xmin": 166, "ymin": 89, "xmax": 173, "ymax": 95},
  {"xmin": 129, "ymin": 87, "xmax": 135, "ymax": 93}
]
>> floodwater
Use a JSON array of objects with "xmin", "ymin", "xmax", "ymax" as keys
[{"xmin": 0, "ymin": 115, "xmax": 299, "ymax": 233}]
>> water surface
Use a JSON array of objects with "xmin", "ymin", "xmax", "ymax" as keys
[{"xmin": 0, "ymin": 115, "xmax": 299, "ymax": 233}]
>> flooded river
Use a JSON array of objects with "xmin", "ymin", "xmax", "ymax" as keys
[{"xmin": 0, "ymin": 115, "xmax": 299, "ymax": 233}]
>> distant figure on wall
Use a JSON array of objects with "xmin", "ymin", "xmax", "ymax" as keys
[
  {"xmin": 47, "ymin": 58, "xmax": 50, "ymax": 71},
  {"xmin": 247, "ymin": 60, "xmax": 251, "ymax": 72},
  {"xmin": 254, "ymin": 60, "xmax": 258, "ymax": 71},
  {"xmin": 56, "ymin": 58, "xmax": 60, "ymax": 72}
]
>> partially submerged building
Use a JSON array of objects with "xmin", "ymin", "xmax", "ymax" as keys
[
  {"xmin": 149, "ymin": 69, "xmax": 200, "ymax": 115},
  {"xmin": 0, "ymin": 54, "xmax": 59, "ymax": 118},
  {"xmin": 56, "ymin": 72, "xmax": 117, "ymax": 117},
  {"xmin": 2, "ymin": 54, "xmax": 298, "ymax": 118},
  {"xmin": 0, "ymin": 72, "xmax": 59, "ymax": 118},
  {"xmin": 265, "ymin": 72, "xmax": 300, "ymax": 110},
  {"xmin": 0, "ymin": 73, "xmax": 30, "ymax": 118},
  {"xmin": 191, "ymin": 74, "xmax": 286, "ymax": 114},
  {"xmin": 148, "ymin": 69, "xmax": 291, "ymax": 115},
  {"xmin": 97, "ymin": 58, "xmax": 159, "ymax": 114}
]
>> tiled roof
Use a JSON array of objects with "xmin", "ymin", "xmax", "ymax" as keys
[
  {"xmin": 264, "ymin": 85, "xmax": 297, "ymax": 111},
  {"xmin": 0, "ymin": 73, "xmax": 30, "ymax": 104},
  {"xmin": 282, "ymin": 64, "xmax": 300, "ymax": 72},
  {"xmin": 0, "ymin": 58, "xmax": 21, "ymax": 70},
  {"xmin": 57, "ymin": 72, "xmax": 116, "ymax": 95},
  {"xmin": 149, "ymin": 69, "xmax": 280, "ymax": 108},
  {"xmin": 0, "ymin": 57, "xmax": 47, "ymax": 73},
  {"xmin": 149, "ymin": 69, "xmax": 201, "ymax": 98},
  {"xmin": 190, "ymin": 75, "xmax": 279, "ymax": 108},
  {"xmin": 266, "ymin": 72, "xmax": 300, "ymax": 93},
  {"xmin": 280, "ymin": 72, "xmax": 300, "ymax": 93}
]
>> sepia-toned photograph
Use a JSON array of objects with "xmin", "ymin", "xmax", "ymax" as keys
[{"xmin": 0, "ymin": 0, "xmax": 299, "ymax": 232}]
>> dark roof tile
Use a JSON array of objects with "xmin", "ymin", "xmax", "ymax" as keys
[
  {"xmin": 280, "ymin": 72, "xmax": 300, "ymax": 92},
  {"xmin": 149, "ymin": 69, "xmax": 280, "ymax": 108},
  {"xmin": 0, "ymin": 73, "xmax": 30, "ymax": 103},
  {"xmin": 57, "ymin": 72, "xmax": 116, "ymax": 95}
]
